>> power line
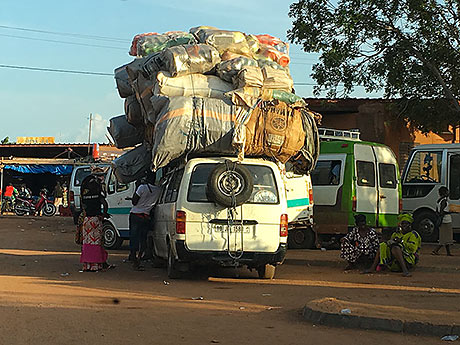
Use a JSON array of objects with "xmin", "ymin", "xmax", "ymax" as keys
[
  {"xmin": 0, "ymin": 24, "xmax": 130, "ymax": 43},
  {"xmin": 0, "ymin": 33, "xmax": 126, "ymax": 50},
  {"xmin": 0, "ymin": 64, "xmax": 113, "ymax": 76}
]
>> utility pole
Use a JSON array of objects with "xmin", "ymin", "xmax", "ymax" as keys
[{"xmin": 87, "ymin": 113, "xmax": 93, "ymax": 156}]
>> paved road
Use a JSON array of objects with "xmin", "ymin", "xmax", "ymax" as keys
[{"xmin": 0, "ymin": 216, "xmax": 457, "ymax": 344}]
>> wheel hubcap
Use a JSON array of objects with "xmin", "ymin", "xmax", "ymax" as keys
[{"xmin": 419, "ymin": 218, "xmax": 434, "ymax": 236}]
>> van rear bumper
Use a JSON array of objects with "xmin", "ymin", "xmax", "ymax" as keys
[{"xmin": 175, "ymin": 240, "xmax": 287, "ymax": 267}]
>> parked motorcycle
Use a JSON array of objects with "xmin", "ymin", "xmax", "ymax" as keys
[{"xmin": 14, "ymin": 189, "xmax": 56, "ymax": 217}]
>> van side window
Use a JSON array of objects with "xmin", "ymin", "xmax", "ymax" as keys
[
  {"xmin": 405, "ymin": 151, "xmax": 442, "ymax": 183},
  {"xmin": 357, "ymin": 161, "xmax": 375, "ymax": 187},
  {"xmin": 116, "ymin": 180, "xmax": 129, "ymax": 193},
  {"xmin": 107, "ymin": 172, "xmax": 116, "ymax": 195},
  {"xmin": 164, "ymin": 169, "xmax": 184, "ymax": 203},
  {"xmin": 311, "ymin": 160, "xmax": 342, "ymax": 185},
  {"xmin": 74, "ymin": 168, "xmax": 91, "ymax": 187},
  {"xmin": 449, "ymin": 155, "xmax": 460, "ymax": 200},
  {"xmin": 379, "ymin": 163, "xmax": 397, "ymax": 189}
]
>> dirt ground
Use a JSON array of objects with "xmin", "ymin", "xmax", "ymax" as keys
[{"xmin": 0, "ymin": 216, "xmax": 459, "ymax": 345}]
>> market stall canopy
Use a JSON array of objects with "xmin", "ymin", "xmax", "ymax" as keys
[{"xmin": 4, "ymin": 164, "xmax": 72, "ymax": 175}]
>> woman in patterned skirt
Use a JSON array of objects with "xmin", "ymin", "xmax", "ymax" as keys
[
  {"xmin": 79, "ymin": 170, "xmax": 113, "ymax": 272},
  {"xmin": 340, "ymin": 214, "xmax": 380, "ymax": 270}
]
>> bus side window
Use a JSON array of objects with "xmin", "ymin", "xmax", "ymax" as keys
[{"xmin": 449, "ymin": 155, "xmax": 460, "ymax": 200}]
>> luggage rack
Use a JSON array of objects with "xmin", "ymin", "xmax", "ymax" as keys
[{"xmin": 318, "ymin": 128, "xmax": 361, "ymax": 141}]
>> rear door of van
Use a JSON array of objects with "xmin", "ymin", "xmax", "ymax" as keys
[
  {"xmin": 106, "ymin": 169, "xmax": 134, "ymax": 236},
  {"xmin": 71, "ymin": 166, "xmax": 92, "ymax": 212},
  {"xmin": 311, "ymin": 153, "xmax": 348, "ymax": 233},
  {"xmin": 373, "ymin": 146, "xmax": 400, "ymax": 227},
  {"xmin": 180, "ymin": 160, "xmax": 286, "ymax": 254},
  {"xmin": 354, "ymin": 144, "xmax": 399, "ymax": 227},
  {"xmin": 354, "ymin": 144, "xmax": 379, "ymax": 226}
]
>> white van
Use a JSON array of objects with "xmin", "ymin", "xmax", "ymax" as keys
[
  {"xmin": 151, "ymin": 157, "xmax": 288, "ymax": 279},
  {"xmin": 284, "ymin": 169, "xmax": 315, "ymax": 248},
  {"xmin": 69, "ymin": 165, "xmax": 134, "ymax": 249},
  {"xmin": 402, "ymin": 143, "xmax": 460, "ymax": 242}
]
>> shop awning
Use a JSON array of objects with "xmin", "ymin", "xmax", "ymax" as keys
[{"xmin": 4, "ymin": 164, "xmax": 73, "ymax": 175}]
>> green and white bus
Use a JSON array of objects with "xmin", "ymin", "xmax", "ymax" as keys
[{"xmin": 311, "ymin": 132, "xmax": 401, "ymax": 244}]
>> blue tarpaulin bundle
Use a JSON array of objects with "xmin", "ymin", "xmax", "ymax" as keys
[{"xmin": 4, "ymin": 165, "xmax": 73, "ymax": 175}]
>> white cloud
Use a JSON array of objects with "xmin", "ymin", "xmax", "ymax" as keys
[{"xmin": 74, "ymin": 113, "xmax": 109, "ymax": 144}]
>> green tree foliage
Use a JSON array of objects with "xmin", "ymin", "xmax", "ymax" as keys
[
  {"xmin": 288, "ymin": 0, "xmax": 460, "ymax": 134},
  {"xmin": 1, "ymin": 137, "xmax": 10, "ymax": 145}
]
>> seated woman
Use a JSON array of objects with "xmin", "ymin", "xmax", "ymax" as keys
[
  {"xmin": 340, "ymin": 214, "xmax": 380, "ymax": 270},
  {"xmin": 363, "ymin": 213, "xmax": 421, "ymax": 277}
]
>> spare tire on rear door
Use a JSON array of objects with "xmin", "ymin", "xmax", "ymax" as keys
[{"xmin": 207, "ymin": 162, "xmax": 254, "ymax": 207}]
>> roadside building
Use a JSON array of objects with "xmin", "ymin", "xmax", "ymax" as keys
[{"xmin": 305, "ymin": 98, "xmax": 460, "ymax": 168}]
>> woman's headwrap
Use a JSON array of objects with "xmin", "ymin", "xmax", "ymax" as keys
[{"xmin": 398, "ymin": 213, "xmax": 413, "ymax": 224}]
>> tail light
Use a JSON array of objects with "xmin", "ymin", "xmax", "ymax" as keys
[
  {"xmin": 69, "ymin": 191, "xmax": 75, "ymax": 203},
  {"xmin": 309, "ymin": 187, "xmax": 314, "ymax": 205},
  {"xmin": 352, "ymin": 195, "xmax": 357, "ymax": 212},
  {"xmin": 176, "ymin": 211, "xmax": 186, "ymax": 234},
  {"xmin": 280, "ymin": 214, "xmax": 288, "ymax": 237},
  {"xmin": 399, "ymin": 198, "xmax": 403, "ymax": 213}
]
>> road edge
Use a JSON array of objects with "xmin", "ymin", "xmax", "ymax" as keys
[{"xmin": 302, "ymin": 305, "xmax": 460, "ymax": 337}]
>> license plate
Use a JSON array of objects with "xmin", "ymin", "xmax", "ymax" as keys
[{"xmin": 211, "ymin": 224, "xmax": 252, "ymax": 233}]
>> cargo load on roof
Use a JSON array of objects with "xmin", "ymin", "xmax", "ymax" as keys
[{"xmin": 107, "ymin": 26, "xmax": 321, "ymax": 182}]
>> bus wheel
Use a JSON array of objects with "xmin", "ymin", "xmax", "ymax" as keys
[
  {"xmin": 414, "ymin": 211, "xmax": 438, "ymax": 242},
  {"xmin": 288, "ymin": 228, "xmax": 315, "ymax": 249},
  {"xmin": 103, "ymin": 222, "xmax": 123, "ymax": 250}
]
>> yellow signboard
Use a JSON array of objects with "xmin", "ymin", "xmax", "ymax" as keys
[{"xmin": 16, "ymin": 137, "xmax": 55, "ymax": 144}]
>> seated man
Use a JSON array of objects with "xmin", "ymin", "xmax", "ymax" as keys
[{"xmin": 363, "ymin": 213, "xmax": 421, "ymax": 277}]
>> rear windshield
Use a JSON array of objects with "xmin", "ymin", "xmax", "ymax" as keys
[
  {"xmin": 74, "ymin": 168, "xmax": 92, "ymax": 187},
  {"xmin": 187, "ymin": 163, "xmax": 279, "ymax": 204}
]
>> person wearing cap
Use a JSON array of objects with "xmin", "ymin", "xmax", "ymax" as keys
[
  {"xmin": 340, "ymin": 214, "xmax": 380, "ymax": 270},
  {"xmin": 363, "ymin": 213, "xmax": 421, "ymax": 277}
]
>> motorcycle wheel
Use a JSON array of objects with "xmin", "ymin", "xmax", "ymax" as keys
[
  {"xmin": 43, "ymin": 203, "xmax": 57, "ymax": 217},
  {"xmin": 14, "ymin": 203, "xmax": 26, "ymax": 216}
]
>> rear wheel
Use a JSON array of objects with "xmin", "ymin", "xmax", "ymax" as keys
[
  {"xmin": 167, "ymin": 242, "xmax": 182, "ymax": 279},
  {"xmin": 103, "ymin": 222, "xmax": 123, "ymax": 249},
  {"xmin": 257, "ymin": 264, "xmax": 276, "ymax": 279},
  {"xmin": 288, "ymin": 227, "xmax": 315, "ymax": 249},
  {"xmin": 414, "ymin": 211, "xmax": 438, "ymax": 242},
  {"xmin": 14, "ymin": 203, "xmax": 26, "ymax": 216}
]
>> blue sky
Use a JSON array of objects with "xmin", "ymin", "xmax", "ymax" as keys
[{"xmin": 0, "ymin": 0, "xmax": 375, "ymax": 144}]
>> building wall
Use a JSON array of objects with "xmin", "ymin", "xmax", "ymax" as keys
[{"xmin": 306, "ymin": 99, "xmax": 460, "ymax": 168}]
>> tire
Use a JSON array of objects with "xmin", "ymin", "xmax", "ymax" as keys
[
  {"xmin": 103, "ymin": 222, "xmax": 123, "ymax": 250},
  {"xmin": 43, "ymin": 203, "xmax": 56, "ymax": 217},
  {"xmin": 288, "ymin": 227, "xmax": 315, "ymax": 249},
  {"xmin": 257, "ymin": 264, "xmax": 276, "ymax": 279},
  {"xmin": 167, "ymin": 242, "xmax": 182, "ymax": 279},
  {"xmin": 14, "ymin": 203, "xmax": 26, "ymax": 216},
  {"xmin": 414, "ymin": 210, "xmax": 438, "ymax": 242},
  {"xmin": 207, "ymin": 162, "xmax": 254, "ymax": 207}
]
